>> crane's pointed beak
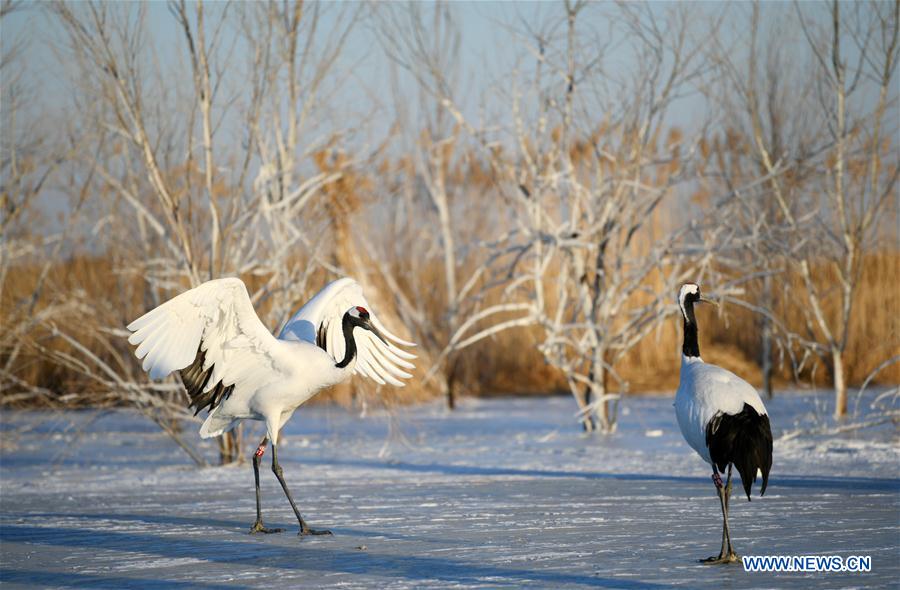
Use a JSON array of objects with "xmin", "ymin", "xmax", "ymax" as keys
[
  {"xmin": 365, "ymin": 321, "xmax": 389, "ymax": 345},
  {"xmin": 698, "ymin": 296, "xmax": 718, "ymax": 307}
]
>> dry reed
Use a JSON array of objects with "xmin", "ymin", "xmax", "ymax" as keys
[{"xmin": 3, "ymin": 247, "xmax": 897, "ymax": 408}]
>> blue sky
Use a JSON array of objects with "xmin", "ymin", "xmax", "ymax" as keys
[
  {"xmin": 3, "ymin": 0, "xmax": 871, "ymax": 234},
  {"xmin": 2, "ymin": 1, "xmax": 719, "ymax": 136}
]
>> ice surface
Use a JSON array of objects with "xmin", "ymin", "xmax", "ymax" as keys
[{"xmin": 1, "ymin": 392, "xmax": 898, "ymax": 589}]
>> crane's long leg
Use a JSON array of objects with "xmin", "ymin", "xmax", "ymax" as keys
[
  {"xmin": 702, "ymin": 467, "xmax": 738, "ymax": 564},
  {"xmin": 271, "ymin": 444, "xmax": 332, "ymax": 536},
  {"xmin": 249, "ymin": 436, "xmax": 283, "ymax": 534},
  {"xmin": 723, "ymin": 465, "xmax": 737, "ymax": 559}
]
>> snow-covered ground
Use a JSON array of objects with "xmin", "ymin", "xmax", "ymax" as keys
[{"xmin": 1, "ymin": 391, "xmax": 898, "ymax": 589}]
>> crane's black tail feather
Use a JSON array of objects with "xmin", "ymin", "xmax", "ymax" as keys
[{"xmin": 706, "ymin": 403, "xmax": 773, "ymax": 500}]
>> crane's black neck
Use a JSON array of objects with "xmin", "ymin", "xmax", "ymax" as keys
[
  {"xmin": 336, "ymin": 313, "xmax": 358, "ymax": 368},
  {"xmin": 682, "ymin": 300, "xmax": 700, "ymax": 358}
]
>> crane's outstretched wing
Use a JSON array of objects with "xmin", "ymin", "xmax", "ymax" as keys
[
  {"xmin": 127, "ymin": 278, "xmax": 285, "ymax": 415},
  {"xmin": 279, "ymin": 277, "xmax": 416, "ymax": 386}
]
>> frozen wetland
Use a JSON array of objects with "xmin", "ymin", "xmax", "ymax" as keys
[{"xmin": 1, "ymin": 393, "xmax": 898, "ymax": 589}]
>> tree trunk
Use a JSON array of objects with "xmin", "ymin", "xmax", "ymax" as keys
[
  {"xmin": 761, "ymin": 275, "xmax": 774, "ymax": 398},
  {"xmin": 832, "ymin": 348, "xmax": 848, "ymax": 419},
  {"xmin": 592, "ymin": 345, "xmax": 617, "ymax": 433},
  {"xmin": 579, "ymin": 381, "xmax": 596, "ymax": 432},
  {"xmin": 445, "ymin": 372, "xmax": 456, "ymax": 411},
  {"xmin": 600, "ymin": 363, "xmax": 617, "ymax": 434},
  {"xmin": 442, "ymin": 355, "xmax": 459, "ymax": 410},
  {"xmin": 593, "ymin": 380, "xmax": 609, "ymax": 433},
  {"xmin": 217, "ymin": 425, "xmax": 243, "ymax": 465},
  {"xmin": 592, "ymin": 358, "xmax": 618, "ymax": 434}
]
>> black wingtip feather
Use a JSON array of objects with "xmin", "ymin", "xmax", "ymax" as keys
[
  {"xmin": 178, "ymin": 346, "xmax": 233, "ymax": 416},
  {"xmin": 706, "ymin": 403, "xmax": 773, "ymax": 501}
]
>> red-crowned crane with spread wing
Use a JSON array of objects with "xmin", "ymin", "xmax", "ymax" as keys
[{"xmin": 127, "ymin": 277, "xmax": 415, "ymax": 536}]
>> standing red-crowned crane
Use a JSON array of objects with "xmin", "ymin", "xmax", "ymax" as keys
[
  {"xmin": 127, "ymin": 277, "xmax": 415, "ymax": 536},
  {"xmin": 673, "ymin": 283, "xmax": 772, "ymax": 564}
]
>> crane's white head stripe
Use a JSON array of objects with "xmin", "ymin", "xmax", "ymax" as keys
[
  {"xmin": 348, "ymin": 306, "xmax": 369, "ymax": 319},
  {"xmin": 678, "ymin": 283, "xmax": 700, "ymax": 319}
]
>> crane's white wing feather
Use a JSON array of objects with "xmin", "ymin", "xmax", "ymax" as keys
[
  {"xmin": 127, "ymin": 278, "xmax": 285, "ymax": 403},
  {"xmin": 675, "ymin": 358, "xmax": 767, "ymax": 464},
  {"xmin": 279, "ymin": 277, "xmax": 416, "ymax": 386}
]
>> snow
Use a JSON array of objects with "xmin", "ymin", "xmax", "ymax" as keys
[{"xmin": 1, "ymin": 391, "xmax": 898, "ymax": 589}]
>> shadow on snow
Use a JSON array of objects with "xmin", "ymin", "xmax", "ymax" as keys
[
  {"xmin": 294, "ymin": 457, "xmax": 900, "ymax": 493},
  {"xmin": 0, "ymin": 569, "xmax": 238, "ymax": 590},
  {"xmin": 0, "ymin": 524, "xmax": 667, "ymax": 589}
]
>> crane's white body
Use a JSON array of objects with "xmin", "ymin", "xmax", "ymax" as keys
[
  {"xmin": 127, "ymin": 277, "xmax": 415, "ymax": 444},
  {"xmin": 675, "ymin": 355, "xmax": 768, "ymax": 465},
  {"xmin": 195, "ymin": 339, "xmax": 343, "ymax": 441}
]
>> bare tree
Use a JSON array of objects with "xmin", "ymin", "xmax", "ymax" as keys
[
  {"xmin": 708, "ymin": 0, "xmax": 899, "ymax": 418},
  {"xmin": 399, "ymin": 3, "xmax": 729, "ymax": 432},
  {"xmin": 45, "ymin": 0, "xmax": 363, "ymax": 462},
  {"xmin": 1, "ymin": 0, "xmax": 81, "ymax": 405},
  {"xmin": 374, "ymin": 2, "xmax": 492, "ymax": 409}
]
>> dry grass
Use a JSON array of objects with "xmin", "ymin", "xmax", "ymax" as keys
[
  {"xmin": 615, "ymin": 251, "xmax": 900, "ymax": 392},
  {"xmin": 2, "ymin": 249, "xmax": 898, "ymax": 408}
]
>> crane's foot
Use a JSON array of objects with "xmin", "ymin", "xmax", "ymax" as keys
[
  {"xmin": 299, "ymin": 526, "xmax": 333, "ymax": 536},
  {"xmin": 249, "ymin": 521, "xmax": 284, "ymax": 534},
  {"xmin": 700, "ymin": 552, "xmax": 739, "ymax": 565}
]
